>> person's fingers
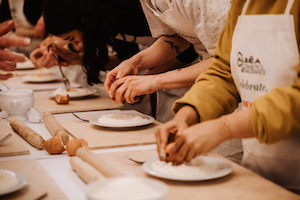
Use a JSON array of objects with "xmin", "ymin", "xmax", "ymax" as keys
[
  {"xmin": 155, "ymin": 125, "xmax": 174, "ymax": 161},
  {"xmin": 104, "ymin": 73, "xmax": 116, "ymax": 95},
  {"xmin": 128, "ymin": 87, "xmax": 140, "ymax": 104},
  {"xmin": 0, "ymin": 73, "xmax": 13, "ymax": 80},
  {"xmin": 0, "ymin": 61, "xmax": 16, "ymax": 71},
  {"xmin": 0, "ymin": 36, "xmax": 30, "ymax": 48},
  {"xmin": 122, "ymin": 79, "xmax": 140, "ymax": 104},
  {"xmin": 0, "ymin": 20, "xmax": 14, "ymax": 36},
  {"xmin": 174, "ymin": 143, "xmax": 190, "ymax": 164},
  {"xmin": 185, "ymin": 147, "xmax": 197, "ymax": 162},
  {"xmin": 29, "ymin": 50, "xmax": 39, "ymax": 64},
  {"xmin": 109, "ymin": 78, "xmax": 126, "ymax": 100},
  {"xmin": 123, "ymin": 86, "xmax": 134, "ymax": 104},
  {"xmin": 167, "ymin": 135, "xmax": 184, "ymax": 159},
  {"xmin": 114, "ymin": 83, "xmax": 127, "ymax": 104},
  {"xmin": 42, "ymin": 55, "xmax": 57, "ymax": 68},
  {"xmin": 0, "ymin": 50, "xmax": 26, "ymax": 63}
]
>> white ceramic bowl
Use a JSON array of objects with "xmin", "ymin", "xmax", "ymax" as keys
[
  {"xmin": 86, "ymin": 176, "xmax": 168, "ymax": 200},
  {"xmin": 0, "ymin": 89, "xmax": 35, "ymax": 120}
]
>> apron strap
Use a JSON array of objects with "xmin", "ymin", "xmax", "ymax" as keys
[
  {"xmin": 241, "ymin": 0, "xmax": 251, "ymax": 15},
  {"xmin": 285, "ymin": 0, "xmax": 295, "ymax": 15},
  {"xmin": 242, "ymin": 0, "xmax": 295, "ymax": 16}
]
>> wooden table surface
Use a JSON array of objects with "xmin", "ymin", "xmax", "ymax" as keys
[
  {"xmin": 34, "ymin": 91, "xmax": 123, "ymax": 114},
  {"xmin": 53, "ymin": 110, "xmax": 158, "ymax": 149},
  {"xmin": 97, "ymin": 149, "xmax": 300, "ymax": 200},
  {"xmin": 0, "ymin": 159, "xmax": 68, "ymax": 200},
  {"xmin": 0, "ymin": 118, "xmax": 29, "ymax": 157}
]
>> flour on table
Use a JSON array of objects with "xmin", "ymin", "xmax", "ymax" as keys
[
  {"xmin": 152, "ymin": 158, "xmax": 216, "ymax": 177},
  {"xmin": 0, "ymin": 171, "xmax": 18, "ymax": 192},
  {"xmin": 97, "ymin": 114, "xmax": 149, "ymax": 125}
]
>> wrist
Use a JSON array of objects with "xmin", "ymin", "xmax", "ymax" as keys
[
  {"xmin": 130, "ymin": 54, "xmax": 143, "ymax": 73},
  {"xmin": 221, "ymin": 115, "xmax": 233, "ymax": 140},
  {"xmin": 175, "ymin": 105, "xmax": 200, "ymax": 126},
  {"xmin": 155, "ymin": 74, "xmax": 160, "ymax": 90}
]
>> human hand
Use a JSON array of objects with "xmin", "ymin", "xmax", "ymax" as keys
[
  {"xmin": 104, "ymin": 59, "xmax": 139, "ymax": 100},
  {"xmin": 166, "ymin": 117, "xmax": 231, "ymax": 164},
  {"xmin": 0, "ymin": 20, "xmax": 30, "ymax": 79},
  {"xmin": 52, "ymin": 43, "xmax": 83, "ymax": 66},
  {"xmin": 155, "ymin": 117, "xmax": 189, "ymax": 161},
  {"xmin": 109, "ymin": 75, "xmax": 157, "ymax": 104},
  {"xmin": 30, "ymin": 36, "xmax": 82, "ymax": 68}
]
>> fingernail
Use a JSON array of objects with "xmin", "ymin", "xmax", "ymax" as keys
[
  {"xmin": 160, "ymin": 151, "xmax": 166, "ymax": 161},
  {"xmin": 108, "ymin": 90, "xmax": 112, "ymax": 98},
  {"xmin": 24, "ymin": 38, "xmax": 31, "ymax": 45}
]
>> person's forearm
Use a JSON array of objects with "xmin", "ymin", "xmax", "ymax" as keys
[
  {"xmin": 130, "ymin": 34, "xmax": 191, "ymax": 71},
  {"xmin": 174, "ymin": 105, "xmax": 200, "ymax": 126},
  {"xmin": 223, "ymin": 108, "xmax": 254, "ymax": 139},
  {"xmin": 155, "ymin": 57, "xmax": 212, "ymax": 89}
]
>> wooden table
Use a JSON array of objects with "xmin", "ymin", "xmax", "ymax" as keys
[
  {"xmin": 34, "ymin": 91, "xmax": 123, "ymax": 114},
  {"xmin": 53, "ymin": 110, "xmax": 158, "ymax": 149},
  {"xmin": 94, "ymin": 149, "xmax": 300, "ymax": 200},
  {"xmin": 0, "ymin": 159, "xmax": 68, "ymax": 200}
]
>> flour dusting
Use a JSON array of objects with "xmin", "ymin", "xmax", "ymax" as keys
[
  {"xmin": 98, "ymin": 114, "xmax": 148, "ymax": 125},
  {"xmin": 152, "ymin": 158, "xmax": 216, "ymax": 177}
]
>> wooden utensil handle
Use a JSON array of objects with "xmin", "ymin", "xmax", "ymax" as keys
[
  {"xmin": 70, "ymin": 156, "xmax": 105, "ymax": 184},
  {"xmin": 10, "ymin": 118, "xmax": 45, "ymax": 149},
  {"xmin": 42, "ymin": 111, "xmax": 69, "ymax": 144},
  {"xmin": 76, "ymin": 147, "xmax": 123, "ymax": 178}
]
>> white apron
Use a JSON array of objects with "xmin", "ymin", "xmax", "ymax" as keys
[
  {"xmin": 231, "ymin": 0, "xmax": 300, "ymax": 192},
  {"xmin": 144, "ymin": 0, "xmax": 210, "ymax": 60}
]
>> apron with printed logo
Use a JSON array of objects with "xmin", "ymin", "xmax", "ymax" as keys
[
  {"xmin": 144, "ymin": 0, "xmax": 209, "ymax": 60},
  {"xmin": 230, "ymin": 0, "xmax": 300, "ymax": 191}
]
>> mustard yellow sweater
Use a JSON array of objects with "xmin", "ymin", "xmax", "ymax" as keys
[{"xmin": 173, "ymin": 0, "xmax": 300, "ymax": 144}]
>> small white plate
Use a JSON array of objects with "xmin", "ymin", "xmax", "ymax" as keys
[
  {"xmin": 89, "ymin": 111, "xmax": 155, "ymax": 128},
  {"xmin": 143, "ymin": 156, "xmax": 232, "ymax": 181},
  {"xmin": 0, "ymin": 169, "xmax": 28, "ymax": 196},
  {"xmin": 22, "ymin": 74, "xmax": 61, "ymax": 83},
  {"xmin": 50, "ymin": 88, "xmax": 97, "ymax": 98},
  {"xmin": 16, "ymin": 60, "xmax": 35, "ymax": 70}
]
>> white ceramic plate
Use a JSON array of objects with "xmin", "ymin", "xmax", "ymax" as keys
[
  {"xmin": 50, "ymin": 88, "xmax": 97, "ymax": 98},
  {"xmin": 16, "ymin": 60, "xmax": 35, "ymax": 70},
  {"xmin": 89, "ymin": 111, "xmax": 155, "ymax": 128},
  {"xmin": 0, "ymin": 169, "xmax": 28, "ymax": 196},
  {"xmin": 22, "ymin": 74, "xmax": 61, "ymax": 83},
  {"xmin": 143, "ymin": 156, "xmax": 232, "ymax": 181}
]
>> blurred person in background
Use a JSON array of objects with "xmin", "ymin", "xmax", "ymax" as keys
[{"xmin": 32, "ymin": 0, "xmax": 198, "ymax": 119}]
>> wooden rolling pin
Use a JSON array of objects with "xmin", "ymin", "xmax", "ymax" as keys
[
  {"xmin": 42, "ymin": 111, "xmax": 69, "ymax": 145},
  {"xmin": 10, "ymin": 118, "xmax": 45, "ymax": 149},
  {"xmin": 70, "ymin": 156, "xmax": 105, "ymax": 184},
  {"xmin": 76, "ymin": 147, "xmax": 123, "ymax": 178}
]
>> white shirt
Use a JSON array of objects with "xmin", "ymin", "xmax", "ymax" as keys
[{"xmin": 140, "ymin": 0, "xmax": 231, "ymax": 56}]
